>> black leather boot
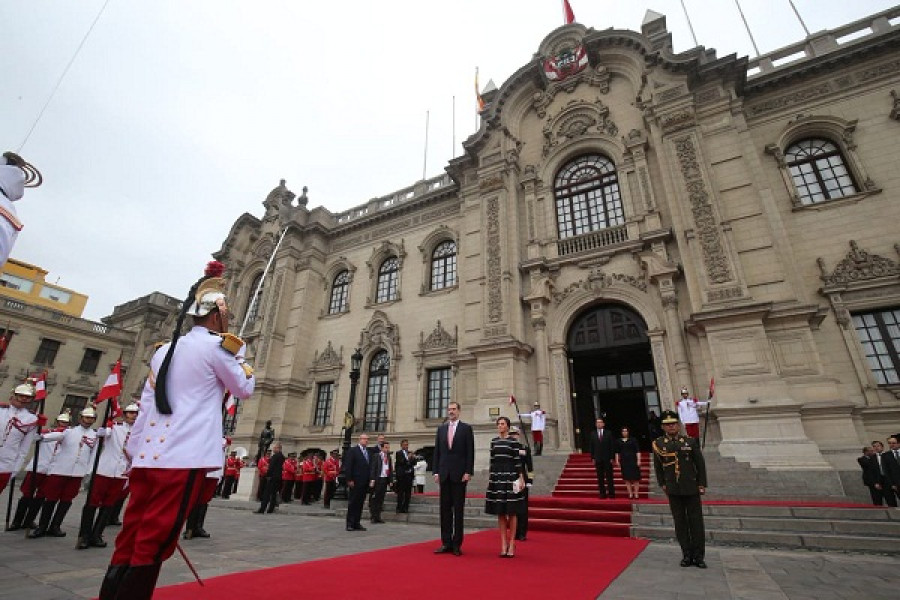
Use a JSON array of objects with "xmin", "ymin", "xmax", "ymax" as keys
[
  {"xmin": 90, "ymin": 507, "xmax": 110, "ymax": 547},
  {"xmin": 6, "ymin": 497, "xmax": 30, "ymax": 531},
  {"xmin": 98, "ymin": 564, "xmax": 128, "ymax": 600},
  {"xmin": 76, "ymin": 505, "xmax": 98, "ymax": 549},
  {"xmin": 183, "ymin": 504, "xmax": 199, "ymax": 540},
  {"xmin": 108, "ymin": 499, "xmax": 124, "ymax": 526},
  {"xmin": 194, "ymin": 504, "xmax": 210, "ymax": 538},
  {"xmin": 23, "ymin": 497, "xmax": 43, "ymax": 530},
  {"xmin": 27, "ymin": 499, "xmax": 57, "ymax": 538},
  {"xmin": 115, "ymin": 563, "xmax": 163, "ymax": 600},
  {"xmin": 47, "ymin": 500, "xmax": 71, "ymax": 537}
]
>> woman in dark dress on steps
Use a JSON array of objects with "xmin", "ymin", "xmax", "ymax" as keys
[
  {"xmin": 485, "ymin": 416, "xmax": 525, "ymax": 557},
  {"xmin": 615, "ymin": 426, "xmax": 642, "ymax": 499}
]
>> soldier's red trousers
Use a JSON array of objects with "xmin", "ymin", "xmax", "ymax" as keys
[
  {"xmin": 111, "ymin": 468, "xmax": 206, "ymax": 566},
  {"xmin": 42, "ymin": 474, "xmax": 82, "ymax": 502},
  {"xmin": 684, "ymin": 423, "xmax": 700, "ymax": 439},
  {"xmin": 87, "ymin": 474, "xmax": 128, "ymax": 507}
]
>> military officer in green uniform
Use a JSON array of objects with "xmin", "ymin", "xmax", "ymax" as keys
[{"xmin": 652, "ymin": 409, "xmax": 708, "ymax": 568}]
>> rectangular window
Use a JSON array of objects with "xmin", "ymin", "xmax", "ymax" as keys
[
  {"xmin": 852, "ymin": 308, "xmax": 900, "ymax": 385},
  {"xmin": 314, "ymin": 382, "xmax": 334, "ymax": 426},
  {"xmin": 0, "ymin": 273, "xmax": 33, "ymax": 292},
  {"xmin": 426, "ymin": 368, "xmax": 452, "ymax": 419},
  {"xmin": 39, "ymin": 286, "xmax": 71, "ymax": 304},
  {"xmin": 62, "ymin": 394, "xmax": 88, "ymax": 415},
  {"xmin": 78, "ymin": 348, "xmax": 103, "ymax": 374},
  {"xmin": 33, "ymin": 338, "xmax": 61, "ymax": 366}
]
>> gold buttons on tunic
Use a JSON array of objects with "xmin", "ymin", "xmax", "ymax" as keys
[
  {"xmin": 145, "ymin": 437, "xmax": 151, "ymax": 443},
  {"xmin": 153, "ymin": 454, "xmax": 159, "ymax": 460},
  {"xmin": 139, "ymin": 453, "xmax": 145, "ymax": 459},
  {"xmin": 150, "ymin": 421, "xmax": 156, "ymax": 427},
  {"xmin": 159, "ymin": 437, "xmax": 165, "ymax": 443}
]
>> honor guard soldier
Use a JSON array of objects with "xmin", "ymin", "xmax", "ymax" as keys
[
  {"xmin": 0, "ymin": 382, "xmax": 42, "ymax": 496},
  {"xmin": 8, "ymin": 410, "xmax": 68, "ymax": 531},
  {"xmin": 222, "ymin": 451, "xmax": 240, "ymax": 499},
  {"xmin": 29, "ymin": 405, "xmax": 98, "ymax": 538},
  {"xmin": 322, "ymin": 449, "xmax": 340, "ymax": 509},
  {"xmin": 77, "ymin": 403, "xmax": 139, "ymax": 549},
  {"xmin": 652, "ymin": 410, "xmax": 708, "ymax": 568},
  {"xmin": 676, "ymin": 387, "xmax": 709, "ymax": 440},
  {"xmin": 0, "ymin": 151, "xmax": 42, "ymax": 266},
  {"xmin": 98, "ymin": 261, "xmax": 255, "ymax": 600}
]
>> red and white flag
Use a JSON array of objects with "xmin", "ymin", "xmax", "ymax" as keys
[
  {"xmin": 96, "ymin": 360, "xmax": 122, "ymax": 403},
  {"xmin": 509, "ymin": 395, "xmax": 517, "ymax": 406},
  {"xmin": 708, "ymin": 377, "xmax": 715, "ymax": 400},
  {"xmin": 34, "ymin": 372, "xmax": 47, "ymax": 401},
  {"xmin": 225, "ymin": 395, "xmax": 237, "ymax": 416},
  {"xmin": 562, "ymin": 0, "xmax": 576, "ymax": 24}
]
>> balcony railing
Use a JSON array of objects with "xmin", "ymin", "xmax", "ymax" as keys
[{"xmin": 557, "ymin": 224, "xmax": 629, "ymax": 256}]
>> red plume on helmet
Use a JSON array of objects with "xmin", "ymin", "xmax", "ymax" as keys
[{"xmin": 205, "ymin": 261, "xmax": 226, "ymax": 278}]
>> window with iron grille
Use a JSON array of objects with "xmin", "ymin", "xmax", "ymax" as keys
[
  {"xmin": 329, "ymin": 270, "xmax": 350, "ymax": 314},
  {"xmin": 363, "ymin": 351, "xmax": 390, "ymax": 431},
  {"xmin": 62, "ymin": 394, "xmax": 88, "ymax": 417},
  {"xmin": 314, "ymin": 382, "xmax": 334, "ymax": 426},
  {"xmin": 430, "ymin": 241, "xmax": 457, "ymax": 290},
  {"xmin": 375, "ymin": 257, "xmax": 399, "ymax": 303},
  {"xmin": 852, "ymin": 308, "xmax": 900, "ymax": 385},
  {"xmin": 34, "ymin": 338, "xmax": 61, "ymax": 366},
  {"xmin": 78, "ymin": 348, "xmax": 103, "ymax": 374},
  {"xmin": 425, "ymin": 367, "xmax": 452, "ymax": 419},
  {"xmin": 785, "ymin": 138, "xmax": 857, "ymax": 205},
  {"xmin": 554, "ymin": 155, "xmax": 624, "ymax": 239}
]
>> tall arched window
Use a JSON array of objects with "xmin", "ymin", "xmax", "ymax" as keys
[
  {"xmin": 245, "ymin": 273, "xmax": 264, "ymax": 324},
  {"xmin": 363, "ymin": 350, "xmax": 390, "ymax": 431},
  {"xmin": 430, "ymin": 240, "xmax": 457, "ymax": 290},
  {"xmin": 376, "ymin": 257, "xmax": 399, "ymax": 303},
  {"xmin": 784, "ymin": 138, "xmax": 857, "ymax": 205},
  {"xmin": 328, "ymin": 270, "xmax": 350, "ymax": 314},
  {"xmin": 554, "ymin": 154, "xmax": 624, "ymax": 239}
]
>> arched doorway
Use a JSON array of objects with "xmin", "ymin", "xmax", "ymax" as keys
[{"xmin": 568, "ymin": 303, "xmax": 661, "ymax": 451}]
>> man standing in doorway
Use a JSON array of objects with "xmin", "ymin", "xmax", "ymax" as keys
[
  {"xmin": 589, "ymin": 417, "xmax": 616, "ymax": 499},
  {"xmin": 519, "ymin": 402, "xmax": 547, "ymax": 456},
  {"xmin": 432, "ymin": 402, "xmax": 474, "ymax": 556}
]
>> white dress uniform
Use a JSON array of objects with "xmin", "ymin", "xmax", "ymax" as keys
[
  {"xmin": 35, "ymin": 431, "xmax": 65, "ymax": 474},
  {"xmin": 676, "ymin": 398, "xmax": 708, "ymax": 425},
  {"xmin": 0, "ymin": 161, "xmax": 25, "ymax": 266},
  {"xmin": 128, "ymin": 326, "xmax": 255, "ymax": 470},
  {"xmin": 96, "ymin": 422, "xmax": 132, "ymax": 479},
  {"xmin": 0, "ymin": 405, "xmax": 39, "ymax": 475},
  {"xmin": 42, "ymin": 424, "xmax": 99, "ymax": 477}
]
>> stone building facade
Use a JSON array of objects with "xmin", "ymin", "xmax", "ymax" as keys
[{"xmin": 215, "ymin": 8, "xmax": 900, "ymax": 483}]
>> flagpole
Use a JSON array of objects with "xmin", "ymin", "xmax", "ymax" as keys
[
  {"xmin": 81, "ymin": 394, "xmax": 113, "ymax": 548},
  {"xmin": 701, "ymin": 379, "xmax": 713, "ymax": 449},
  {"xmin": 238, "ymin": 225, "xmax": 291, "ymax": 339},
  {"xmin": 508, "ymin": 396, "xmax": 532, "ymax": 453},
  {"xmin": 679, "ymin": 0, "xmax": 699, "ymax": 47},
  {"xmin": 422, "ymin": 110, "xmax": 429, "ymax": 181},
  {"xmin": 787, "ymin": 0, "xmax": 810, "ymax": 36},
  {"xmin": 451, "ymin": 95, "xmax": 456, "ymax": 159},
  {"xmin": 733, "ymin": 0, "xmax": 760, "ymax": 57}
]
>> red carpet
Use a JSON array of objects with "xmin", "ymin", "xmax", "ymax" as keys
[{"xmin": 153, "ymin": 530, "xmax": 649, "ymax": 600}]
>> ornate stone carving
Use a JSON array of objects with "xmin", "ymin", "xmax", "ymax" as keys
[
  {"xmin": 673, "ymin": 135, "xmax": 733, "ymax": 284},
  {"xmin": 857, "ymin": 59, "xmax": 900, "ymax": 83},
  {"xmin": 659, "ymin": 110, "xmax": 696, "ymax": 135},
  {"xmin": 818, "ymin": 240, "xmax": 900, "ymax": 286},
  {"xmin": 486, "ymin": 196, "xmax": 503, "ymax": 323},
  {"xmin": 531, "ymin": 65, "xmax": 611, "ymax": 119},
  {"xmin": 420, "ymin": 321, "xmax": 458, "ymax": 350},
  {"xmin": 480, "ymin": 175, "xmax": 504, "ymax": 192},
  {"xmin": 552, "ymin": 269, "xmax": 647, "ymax": 305},
  {"xmin": 359, "ymin": 311, "xmax": 401, "ymax": 362},
  {"xmin": 256, "ymin": 269, "xmax": 285, "ymax": 368},
  {"xmin": 748, "ymin": 83, "xmax": 832, "ymax": 116},
  {"xmin": 542, "ymin": 98, "xmax": 618, "ymax": 157},
  {"xmin": 891, "ymin": 90, "xmax": 900, "ymax": 121},
  {"xmin": 313, "ymin": 341, "xmax": 341, "ymax": 369}
]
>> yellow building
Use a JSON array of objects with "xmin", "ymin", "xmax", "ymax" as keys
[{"xmin": 0, "ymin": 258, "xmax": 88, "ymax": 317}]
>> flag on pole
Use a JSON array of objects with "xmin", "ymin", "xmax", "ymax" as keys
[
  {"xmin": 708, "ymin": 377, "xmax": 715, "ymax": 400},
  {"xmin": 96, "ymin": 360, "xmax": 122, "ymax": 402},
  {"xmin": 34, "ymin": 371, "xmax": 47, "ymax": 401},
  {"xmin": 562, "ymin": 0, "xmax": 576, "ymax": 24},
  {"xmin": 509, "ymin": 395, "xmax": 517, "ymax": 406},
  {"xmin": 0, "ymin": 324, "xmax": 11, "ymax": 363},
  {"xmin": 475, "ymin": 67, "xmax": 485, "ymax": 112},
  {"xmin": 225, "ymin": 395, "xmax": 237, "ymax": 416}
]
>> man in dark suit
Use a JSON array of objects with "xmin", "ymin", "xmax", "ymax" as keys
[
  {"xmin": 342, "ymin": 433, "xmax": 372, "ymax": 531},
  {"xmin": 883, "ymin": 437, "xmax": 900, "ymax": 505},
  {"xmin": 872, "ymin": 440, "xmax": 898, "ymax": 507},
  {"xmin": 589, "ymin": 417, "xmax": 616, "ymax": 498},
  {"xmin": 432, "ymin": 401, "xmax": 475, "ymax": 556},
  {"xmin": 394, "ymin": 439, "xmax": 415, "ymax": 514},
  {"xmin": 368, "ymin": 440, "xmax": 393, "ymax": 523},
  {"xmin": 256, "ymin": 442, "xmax": 284, "ymax": 514},
  {"xmin": 858, "ymin": 446, "xmax": 884, "ymax": 505}
]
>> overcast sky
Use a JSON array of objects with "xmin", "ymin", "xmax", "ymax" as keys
[{"xmin": 1, "ymin": 0, "xmax": 895, "ymax": 321}]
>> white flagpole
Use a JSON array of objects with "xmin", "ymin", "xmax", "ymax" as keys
[
  {"xmin": 680, "ymin": 0, "xmax": 699, "ymax": 47},
  {"xmin": 452, "ymin": 95, "xmax": 456, "ymax": 159},
  {"xmin": 423, "ymin": 110, "xmax": 430, "ymax": 181},
  {"xmin": 733, "ymin": 0, "xmax": 761, "ymax": 57},
  {"xmin": 787, "ymin": 0, "xmax": 810, "ymax": 36}
]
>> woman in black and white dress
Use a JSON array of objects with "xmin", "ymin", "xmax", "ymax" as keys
[{"xmin": 485, "ymin": 416, "xmax": 525, "ymax": 557}]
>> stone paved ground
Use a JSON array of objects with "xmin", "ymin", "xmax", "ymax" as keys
[{"xmin": 0, "ymin": 495, "xmax": 896, "ymax": 600}]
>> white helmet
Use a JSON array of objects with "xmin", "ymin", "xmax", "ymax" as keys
[
  {"xmin": 13, "ymin": 383, "xmax": 35, "ymax": 397},
  {"xmin": 57, "ymin": 411, "xmax": 71, "ymax": 423},
  {"xmin": 80, "ymin": 406, "xmax": 97, "ymax": 419},
  {"xmin": 124, "ymin": 403, "xmax": 139, "ymax": 413}
]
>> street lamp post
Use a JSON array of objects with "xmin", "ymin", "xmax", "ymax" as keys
[{"xmin": 341, "ymin": 348, "xmax": 364, "ymax": 458}]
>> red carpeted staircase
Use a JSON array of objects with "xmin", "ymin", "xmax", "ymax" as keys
[{"xmin": 527, "ymin": 453, "xmax": 652, "ymax": 537}]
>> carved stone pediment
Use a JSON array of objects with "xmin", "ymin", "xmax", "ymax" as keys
[
  {"xmin": 420, "ymin": 321, "xmax": 458, "ymax": 351},
  {"xmin": 313, "ymin": 341, "xmax": 341, "ymax": 369},
  {"xmin": 552, "ymin": 269, "xmax": 647, "ymax": 305},
  {"xmin": 359, "ymin": 311, "xmax": 401, "ymax": 361},
  {"xmin": 542, "ymin": 98, "xmax": 618, "ymax": 157},
  {"xmin": 818, "ymin": 240, "xmax": 900, "ymax": 288}
]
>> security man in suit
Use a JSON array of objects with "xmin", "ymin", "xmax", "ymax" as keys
[
  {"xmin": 652, "ymin": 410, "xmax": 708, "ymax": 569},
  {"xmin": 589, "ymin": 417, "xmax": 616, "ymax": 498},
  {"xmin": 510, "ymin": 426, "xmax": 533, "ymax": 541}
]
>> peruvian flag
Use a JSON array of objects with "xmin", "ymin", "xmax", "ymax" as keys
[
  {"xmin": 562, "ymin": 0, "xmax": 576, "ymax": 24},
  {"xmin": 96, "ymin": 360, "xmax": 122, "ymax": 403},
  {"xmin": 708, "ymin": 377, "xmax": 715, "ymax": 400},
  {"xmin": 509, "ymin": 395, "xmax": 517, "ymax": 406},
  {"xmin": 225, "ymin": 394, "xmax": 237, "ymax": 416},
  {"xmin": 34, "ymin": 372, "xmax": 47, "ymax": 401}
]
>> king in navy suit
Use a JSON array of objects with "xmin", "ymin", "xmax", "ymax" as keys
[{"xmin": 432, "ymin": 401, "xmax": 475, "ymax": 555}]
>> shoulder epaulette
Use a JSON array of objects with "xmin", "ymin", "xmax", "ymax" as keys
[{"xmin": 219, "ymin": 332, "xmax": 245, "ymax": 355}]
